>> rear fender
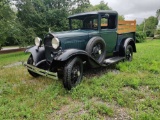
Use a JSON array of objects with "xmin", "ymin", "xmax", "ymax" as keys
[
  {"xmin": 25, "ymin": 46, "xmax": 45, "ymax": 64},
  {"xmin": 120, "ymin": 38, "xmax": 136, "ymax": 56},
  {"xmin": 124, "ymin": 38, "xmax": 136, "ymax": 52}
]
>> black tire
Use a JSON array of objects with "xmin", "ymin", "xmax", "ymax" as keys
[
  {"xmin": 125, "ymin": 45, "xmax": 133, "ymax": 61},
  {"xmin": 63, "ymin": 57, "xmax": 83, "ymax": 90},
  {"xmin": 57, "ymin": 71, "xmax": 64, "ymax": 79},
  {"xmin": 86, "ymin": 37, "xmax": 106, "ymax": 64},
  {"xmin": 27, "ymin": 55, "xmax": 39, "ymax": 77}
]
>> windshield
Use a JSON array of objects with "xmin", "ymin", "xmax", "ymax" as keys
[{"xmin": 69, "ymin": 15, "xmax": 98, "ymax": 30}]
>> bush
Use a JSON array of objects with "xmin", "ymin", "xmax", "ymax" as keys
[
  {"xmin": 136, "ymin": 32, "xmax": 146, "ymax": 43},
  {"xmin": 146, "ymin": 30, "xmax": 154, "ymax": 37}
]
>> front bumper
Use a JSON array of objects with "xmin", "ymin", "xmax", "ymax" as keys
[{"xmin": 24, "ymin": 63, "xmax": 57, "ymax": 79}]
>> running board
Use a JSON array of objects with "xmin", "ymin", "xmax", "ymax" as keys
[{"xmin": 104, "ymin": 57, "xmax": 125, "ymax": 64}]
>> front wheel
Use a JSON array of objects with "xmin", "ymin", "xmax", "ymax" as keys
[
  {"xmin": 27, "ymin": 55, "xmax": 39, "ymax": 77},
  {"xmin": 125, "ymin": 45, "xmax": 133, "ymax": 61},
  {"xmin": 63, "ymin": 57, "xmax": 83, "ymax": 90}
]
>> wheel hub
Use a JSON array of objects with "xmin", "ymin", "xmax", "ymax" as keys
[
  {"xmin": 92, "ymin": 45, "xmax": 102, "ymax": 58},
  {"xmin": 77, "ymin": 71, "xmax": 80, "ymax": 77},
  {"xmin": 72, "ymin": 66, "xmax": 81, "ymax": 81},
  {"xmin": 126, "ymin": 47, "xmax": 132, "ymax": 61},
  {"xmin": 98, "ymin": 50, "xmax": 102, "ymax": 55}
]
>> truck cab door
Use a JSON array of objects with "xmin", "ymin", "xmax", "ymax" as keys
[{"xmin": 99, "ymin": 14, "xmax": 117, "ymax": 54}]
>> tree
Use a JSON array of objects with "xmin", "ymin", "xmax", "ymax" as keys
[
  {"xmin": 156, "ymin": 9, "xmax": 160, "ymax": 18},
  {"xmin": 12, "ymin": 0, "xmax": 125, "ymax": 47},
  {"xmin": 83, "ymin": 0, "xmax": 124, "ymax": 20},
  {"xmin": 145, "ymin": 16, "xmax": 158, "ymax": 37},
  {"xmin": 137, "ymin": 16, "xmax": 158, "ymax": 37},
  {"xmin": 69, "ymin": 0, "xmax": 90, "ymax": 14},
  {"xmin": 15, "ymin": 0, "xmax": 90, "ymax": 40},
  {"xmin": 118, "ymin": 15, "xmax": 125, "ymax": 20},
  {"xmin": 156, "ymin": 9, "xmax": 160, "ymax": 30},
  {"xmin": 84, "ymin": 0, "xmax": 111, "ymax": 12},
  {"xmin": 0, "ymin": 0, "xmax": 17, "ymax": 49},
  {"xmin": 14, "ymin": 0, "xmax": 69, "ymax": 46},
  {"xmin": 91, "ymin": 0, "xmax": 111, "ymax": 11}
]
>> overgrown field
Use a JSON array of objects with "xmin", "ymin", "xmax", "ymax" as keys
[{"xmin": 0, "ymin": 40, "xmax": 160, "ymax": 120}]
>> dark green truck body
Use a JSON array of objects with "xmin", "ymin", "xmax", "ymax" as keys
[{"xmin": 24, "ymin": 10, "xmax": 136, "ymax": 90}]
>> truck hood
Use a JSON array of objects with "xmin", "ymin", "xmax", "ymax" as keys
[{"xmin": 51, "ymin": 29, "xmax": 97, "ymax": 39}]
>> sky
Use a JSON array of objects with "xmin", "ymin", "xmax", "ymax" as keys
[{"xmin": 90, "ymin": 0, "xmax": 160, "ymax": 24}]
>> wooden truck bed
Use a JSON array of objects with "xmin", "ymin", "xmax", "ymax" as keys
[{"xmin": 117, "ymin": 20, "xmax": 136, "ymax": 34}]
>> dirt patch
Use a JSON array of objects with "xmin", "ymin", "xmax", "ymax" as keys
[
  {"xmin": 91, "ymin": 97, "xmax": 132, "ymax": 120},
  {"xmin": 48, "ymin": 97, "xmax": 131, "ymax": 120},
  {"xmin": 48, "ymin": 98, "xmax": 85, "ymax": 120},
  {"xmin": 2, "ymin": 62, "xmax": 26, "ymax": 68}
]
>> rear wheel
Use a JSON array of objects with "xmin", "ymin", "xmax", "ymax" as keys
[
  {"xmin": 27, "ymin": 55, "xmax": 39, "ymax": 77},
  {"xmin": 63, "ymin": 57, "xmax": 83, "ymax": 90},
  {"xmin": 125, "ymin": 45, "xmax": 133, "ymax": 61}
]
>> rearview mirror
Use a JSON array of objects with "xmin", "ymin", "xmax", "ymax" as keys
[{"xmin": 104, "ymin": 14, "xmax": 109, "ymax": 18}]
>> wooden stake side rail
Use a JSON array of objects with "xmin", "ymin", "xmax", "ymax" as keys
[{"xmin": 117, "ymin": 20, "xmax": 136, "ymax": 34}]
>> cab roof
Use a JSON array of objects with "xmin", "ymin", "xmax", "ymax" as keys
[{"xmin": 68, "ymin": 10, "xmax": 118, "ymax": 19}]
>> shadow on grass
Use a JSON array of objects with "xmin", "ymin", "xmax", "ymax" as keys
[{"xmin": 83, "ymin": 64, "xmax": 119, "ymax": 79}]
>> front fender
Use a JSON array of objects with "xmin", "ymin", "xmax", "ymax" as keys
[
  {"xmin": 25, "ymin": 46, "xmax": 45, "ymax": 64},
  {"xmin": 54, "ymin": 49, "xmax": 88, "ymax": 61},
  {"xmin": 51, "ymin": 49, "xmax": 101, "ymax": 68}
]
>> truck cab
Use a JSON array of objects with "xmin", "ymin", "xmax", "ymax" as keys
[
  {"xmin": 24, "ymin": 10, "xmax": 136, "ymax": 90},
  {"xmin": 68, "ymin": 10, "xmax": 118, "ymax": 55}
]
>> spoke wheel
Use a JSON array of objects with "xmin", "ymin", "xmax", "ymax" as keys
[
  {"xmin": 63, "ymin": 57, "xmax": 83, "ymax": 90},
  {"xmin": 86, "ymin": 37, "xmax": 106, "ymax": 64},
  {"xmin": 91, "ymin": 43, "xmax": 103, "ymax": 61},
  {"xmin": 125, "ymin": 45, "xmax": 133, "ymax": 61}
]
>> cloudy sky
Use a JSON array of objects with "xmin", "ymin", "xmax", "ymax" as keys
[{"xmin": 90, "ymin": 0, "xmax": 160, "ymax": 24}]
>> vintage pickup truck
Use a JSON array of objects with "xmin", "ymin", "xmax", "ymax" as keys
[{"xmin": 24, "ymin": 10, "xmax": 136, "ymax": 90}]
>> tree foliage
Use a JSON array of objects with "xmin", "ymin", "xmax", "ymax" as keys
[
  {"xmin": 85, "ymin": 0, "xmax": 111, "ymax": 12},
  {"xmin": 83, "ymin": 0, "xmax": 124, "ymax": 20},
  {"xmin": 16, "ymin": 0, "xmax": 68, "ymax": 38},
  {"xmin": 136, "ymin": 31, "xmax": 146, "ymax": 43},
  {"xmin": 0, "ymin": 0, "xmax": 17, "ymax": 49},
  {"xmin": 137, "ymin": 16, "xmax": 158, "ymax": 37},
  {"xmin": 0, "ymin": 0, "xmax": 130, "ymax": 48},
  {"xmin": 15, "ymin": 0, "xmax": 90, "ymax": 41},
  {"xmin": 156, "ymin": 9, "xmax": 160, "ymax": 18}
]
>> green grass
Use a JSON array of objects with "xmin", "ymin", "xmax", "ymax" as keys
[
  {"xmin": 0, "ymin": 40, "xmax": 160, "ymax": 119},
  {"xmin": 0, "ymin": 52, "xmax": 29, "ymax": 67}
]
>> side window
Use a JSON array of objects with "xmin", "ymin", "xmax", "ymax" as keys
[
  {"xmin": 101, "ymin": 18, "xmax": 108, "ymax": 29},
  {"xmin": 108, "ymin": 15, "xmax": 116, "ymax": 29},
  {"xmin": 72, "ymin": 19, "xmax": 83, "ymax": 29},
  {"xmin": 83, "ymin": 16, "xmax": 98, "ymax": 29},
  {"xmin": 93, "ymin": 19, "xmax": 98, "ymax": 28},
  {"xmin": 101, "ymin": 14, "xmax": 117, "ymax": 29}
]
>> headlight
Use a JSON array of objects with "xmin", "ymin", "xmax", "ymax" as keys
[
  {"xmin": 35, "ymin": 37, "xmax": 42, "ymax": 47},
  {"xmin": 52, "ymin": 37, "xmax": 60, "ymax": 49}
]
